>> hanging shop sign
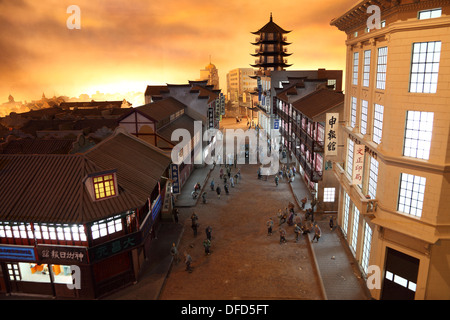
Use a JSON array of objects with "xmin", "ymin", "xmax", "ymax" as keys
[
  {"xmin": 352, "ymin": 144, "xmax": 365, "ymax": 185},
  {"xmin": 170, "ymin": 163, "xmax": 180, "ymax": 195},
  {"xmin": 325, "ymin": 113, "xmax": 339, "ymax": 156},
  {"xmin": 88, "ymin": 232, "xmax": 142, "ymax": 263},
  {"xmin": 37, "ymin": 245, "xmax": 89, "ymax": 265},
  {"xmin": 0, "ymin": 245, "xmax": 36, "ymax": 262}
]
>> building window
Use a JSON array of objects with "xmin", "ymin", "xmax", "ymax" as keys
[
  {"xmin": 418, "ymin": 8, "xmax": 442, "ymax": 20},
  {"xmin": 93, "ymin": 174, "xmax": 116, "ymax": 200},
  {"xmin": 373, "ymin": 104, "xmax": 384, "ymax": 144},
  {"xmin": 409, "ymin": 41, "xmax": 441, "ymax": 93},
  {"xmin": 363, "ymin": 50, "xmax": 371, "ymax": 87},
  {"xmin": 323, "ymin": 188, "xmax": 335, "ymax": 202},
  {"xmin": 403, "ymin": 111, "xmax": 434, "ymax": 160},
  {"xmin": 351, "ymin": 97, "xmax": 357, "ymax": 128},
  {"xmin": 347, "ymin": 139, "xmax": 354, "ymax": 178},
  {"xmin": 91, "ymin": 215, "xmax": 123, "ymax": 240},
  {"xmin": 351, "ymin": 206, "xmax": 360, "ymax": 253},
  {"xmin": 360, "ymin": 100, "xmax": 368, "ymax": 135},
  {"xmin": 398, "ymin": 173, "xmax": 426, "ymax": 217},
  {"xmin": 352, "ymin": 52, "xmax": 359, "ymax": 85},
  {"xmin": 361, "ymin": 222, "xmax": 373, "ymax": 275},
  {"xmin": 368, "ymin": 157, "xmax": 378, "ymax": 199},
  {"xmin": 343, "ymin": 192, "xmax": 350, "ymax": 235},
  {"xmin": 376, "ymin": 47, "xmax": 388, "ymax": 90}
]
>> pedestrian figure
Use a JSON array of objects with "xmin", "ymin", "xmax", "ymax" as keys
[
  {"xmin": 279, "ymin": 227, "xmax": 287, "ymax": 244},
  {"xmin": 203, "ymin": 239, "xmax": 211, "ymax": 255},
  {"xmin": 202, "ymin": 192, "xmax": 207, "ymax": 204},
  {"xmin": 173, "ymin": 208, "xmax": 179, "ymax": 224},
  {"xmin": 329, "ymin": 216, "xmax": 334, "ymax": 231},
  {"xmin": 312, "ymin": 223, "xmax": 321, "ymax": 243},
  {"xmin": 191, "ymin": 212, "xmax": 198, "ymax": 226},
  {"xmin": 267, "ymin": 218, "xmax": 274, "ymax": 235},
  {"xmin": 210, "ymin": 179, "xmax": 215, "ymax": 191},
  {"xmin": 216, "ymin": 186, "xmax": 221, "ymax": 199},
  {"xmin": 184, "ymin": 252, "xmax": 193, "ymax": 272},
  {"xmin": 301, "ymin": 197, "xmax": 307, "ymax": 210},
  {"xmin": 275, "ymin": 175, "xmax": 279, "ymax": 186},
  {"xmin": 192, "ymin": 221, "xmax": 198, "ymax": 237},
  {"xmin": 287, "ymin": 210, "xmax": 294, "ymax": 226},
  {"xmin": 294, "ymin": 224, "xmax": 302, "ymax": 242},
  {"xmin": 205, "ymin": 226, "xmax": 212, "ymax": 241},
  {"xmin": 224, "ymin": 183, "xmax": 229, "ymax": 195},
  {"xmin": 170, "ymin": 243, "xmax": 179, "ymax": 264},
  {"xmin": 220, "ymin": 168, "xmax": 224, "ymax": 179}
]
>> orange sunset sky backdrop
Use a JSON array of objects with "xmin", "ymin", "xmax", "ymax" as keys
[{"xmin": 0, "ymin": 0, "xmax": 357, "ymax": 108}]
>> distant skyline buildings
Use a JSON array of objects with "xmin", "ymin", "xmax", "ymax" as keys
[{"xmin": 0, "ymin": 0, "xmax": 356, "ymax": 108}]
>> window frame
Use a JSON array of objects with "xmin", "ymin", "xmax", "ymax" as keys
[
  {"xmin": 373, "ymin": 104, "xmax": 384, "ymax": 144},
  {"xmin": 361, "ymin": 222, "xmax": 373, "ymax": 275},
  {"xmin": 360, "ymin": 100, "xmax": 368, "ymax": 135},
  {"xmin": 397, "ymin": 173, "xmax": 426, "ymax": 218},
  {"xmin": 409, "ymin": 41, "xmax": 441, "ymax": 94},
  {"xmin": 376, "ymin": 47, "xmax": 388, "ymax": 90},
  {"xmin": 93, "ymin": 173, "xmax": 117, "ymax": 201},
  {"xmin": 352, "ymin": 52, "xmax": 359, "ymax": 86},
  {"xmin": 403, "ymin": 111, "xmax": 434, "ymax": 160},
  {"xmin": 323, "ymin": 188, "xmax": 335, "ymax": 203},
  {"xmin": 368, "ymin": 157, "xmax": 379, "ymax": 199},
  {"xmin": 363, "ymin": 50, "xmax": 371, "ymax": 87},
  {"xmin": 351, "ymin": 97, "xmax": 357, "ymax": 128}
]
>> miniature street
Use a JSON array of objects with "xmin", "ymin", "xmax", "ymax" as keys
[{"xmin": 104, "ymin": 118, "xmax": 371, "ymax": 301}]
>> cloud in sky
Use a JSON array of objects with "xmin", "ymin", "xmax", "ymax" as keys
[{"xmin": 0, "ymin": 0, "xmax": 355, "ymax": 105}]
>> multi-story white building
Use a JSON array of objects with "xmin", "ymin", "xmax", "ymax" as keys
[
  {"xmin": 226, "ymin": 68, "xmax": 257, "ymax": 118},
  {"xmin": 331, "ymin": 0, "xmax": 450, "ymax": 300}
]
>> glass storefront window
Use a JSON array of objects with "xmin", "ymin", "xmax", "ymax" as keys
[{"xmin": 17, "ymin": 263, "xmax": 73, "ymax": 284}]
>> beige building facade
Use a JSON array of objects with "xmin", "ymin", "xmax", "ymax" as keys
[{"xmin": 331, "ymin": 0, "xmax": 450, "ymax": 300}]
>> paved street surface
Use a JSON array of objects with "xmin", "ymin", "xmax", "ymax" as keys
[{"xmin": 159, "ymin": 162, "xmax": 324, "ymax": 300}]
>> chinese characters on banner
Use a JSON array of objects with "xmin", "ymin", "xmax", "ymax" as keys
[
  {"xmin": 170, "ymin": 164, "xmax": 180, "ymax": 194},
  {"xmin": 325, "ymin": 113, "xmax": 339, "ymax": 156},
  {"xmin": 352, "ymin": 144, "xmax": 365, "ymax": 185}
]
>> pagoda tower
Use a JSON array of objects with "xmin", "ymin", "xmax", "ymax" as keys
[{"xmin": 250, "ymin": 13, "xmax": 292, "ymax": 71}]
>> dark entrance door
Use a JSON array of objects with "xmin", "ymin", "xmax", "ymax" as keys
[{"xmin": 381, "ymin": 247, "xmax": 419, "ymax": 300}]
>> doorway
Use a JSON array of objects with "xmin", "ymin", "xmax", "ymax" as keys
[{"xmin": 381, "ymin": 247, "xmax": 419, "ymax": 300}]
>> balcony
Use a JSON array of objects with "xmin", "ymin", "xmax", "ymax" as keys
[{"xmin": 332, "ymin": 162, "xmax": 378, "ymax": 215}]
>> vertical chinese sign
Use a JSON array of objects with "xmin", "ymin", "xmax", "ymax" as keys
[
  {"xmin": 352, "ymin": 144, "xmax": 365, "ymax": 185},
  {"xmin": 170, "ymin": 164, "xmax": 180, "ymax": 195},
  {"xmin": 325, "ymin": 113, "xmax": 339, "ymax": 156}
]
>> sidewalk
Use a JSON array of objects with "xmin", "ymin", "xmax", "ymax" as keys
[
  {"xmin": 172, "ymin": 164, "xmax": 213, "ymax": 207},
  {"xmin": 288, "ymin": 175, "xmax": 371, "ymax": 300}
]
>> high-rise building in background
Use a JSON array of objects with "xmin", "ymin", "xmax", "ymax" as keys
[
  {"xmin": 199, "ymin": 60, "xmax": 220, "ymax": 90},
  {"xmin": 331, "ymin": 0, "xmax": 450, "ymax": 300},
  {"xmin": 226, "ymin": 68, "xmax": 257, "ymax": 118}
]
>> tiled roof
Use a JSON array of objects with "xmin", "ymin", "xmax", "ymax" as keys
[
  {"xmin": 0, "ymin": 138, "xmax": 75, "ymax": 154},
  {"xmin": 136, "ymin": 97, "xmax": 186, "ymax": 122},
  {"xmin": 252, "ymin": 15, "xmax": 291, "ymax": 35},
  {"xmin": 292, "ymin": 88, "xmax": 344, "ymax": 119},
  {"xmin": 0, "ymin": 131, "xmax": 171, "ymax": 224},
  {"xmin": 157, "ymin": 114, "xmax": 196, "ymax": 143}
]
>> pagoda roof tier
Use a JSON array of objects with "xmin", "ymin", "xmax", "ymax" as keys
[
  {"xmin": 251, "ymin": 62, "xmax": 293, "ymax": 69},
  {"xmin": 251, "ymin": 40, "xmax": 292, "ymax": 46},
  {"xmin": 251, "ymin": 52, "xmax": 292, "ymax": 57},
  {"xmin": 251, "ymin": 14, "xmax": 291, "ymax": 35}
]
